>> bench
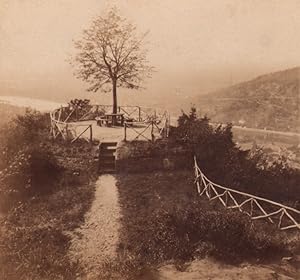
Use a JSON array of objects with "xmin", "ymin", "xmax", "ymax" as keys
[{"xmin": 95, "ymin": 116, "xmax": 108, "ymax": 126}]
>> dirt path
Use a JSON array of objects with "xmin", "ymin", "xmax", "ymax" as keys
[
  {"xmin": 67, "ymin": 173, "xmax": 299, "ymax": 280},
  {"xmin": 68, "ymin": 174, "xmax": 121, "ymax": 278}
]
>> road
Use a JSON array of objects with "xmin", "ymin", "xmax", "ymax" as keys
[{"xmin": 232, "ymin": 125, "xmax": 300, "ymax": 138}]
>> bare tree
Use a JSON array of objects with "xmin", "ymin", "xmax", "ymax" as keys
[{"xmin": 70, "ymin": 8, "xmax": 154, "ymax": 118}]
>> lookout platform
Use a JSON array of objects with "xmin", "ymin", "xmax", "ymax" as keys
[
  {"xmin": 49, "ymin": 104, "xmax": 170, "ymax": 143},
  {"xmin": 66, "ymin": 120, "xmax": 163, "ymax": 142}
]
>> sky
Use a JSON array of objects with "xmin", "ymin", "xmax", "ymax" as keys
[{"xmin": 1, "ymin": 0, "xmax": 300, "ymax": 105}]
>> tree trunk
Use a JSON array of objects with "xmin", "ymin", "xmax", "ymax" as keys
[{"xmin": 112, "ymin": 79, "xmax": 117, "ymax": 125}]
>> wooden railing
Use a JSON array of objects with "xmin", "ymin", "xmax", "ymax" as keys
[
  {"xmin": 123, "ymin": 110, "xmax": 170, "ymax": 142},
  {"xmin": 50, "ymin": 107, "xmax": 93, "ymax": 143},
  {"xmin": 194, "ymin": 157, "xmax": 300, "ymax": 231},
  {"xmin": 77, "ymin": 105, "xmax": 155, "ymax": 123},
  {"xmin": 50, "ymin": 104, "xmax": 170, "ymax": 143}
]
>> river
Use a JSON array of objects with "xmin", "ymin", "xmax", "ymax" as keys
[{"xmin": 0, "ymin": 95, "xmax": 65, "ymax": 112}]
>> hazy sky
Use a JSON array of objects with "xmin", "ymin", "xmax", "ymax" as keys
[{"xmin": 1, "ymin": 0, "xmax": 300, "ymax": 104}]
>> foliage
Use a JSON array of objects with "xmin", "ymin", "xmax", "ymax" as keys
[
  {"xmin": 70, "ymin": 8, "xmax": 154, "ymax": 113},
  {"xmin": 170, "ymin": 107, "xmax": 300, "ymax": 206},
  {"xmin": 0, "ymin": 167, "xmax": 96, "ymax": 280},
  {"xmin": 59, "ymin": 99, "xmax": 94, "ymax": 121},
  {"xmin": 117, "ymin": 171, "xmax": 293, "ymax": 273},
  {"xmin": 0, "ymin": 110, "xmax": 61, "ymax": 211},
  {"xmin": 0, "ymin": 109, "xmax": 49, "ymax": 166},
  {"xmin": 149, "ymin": 206, "xmax": 285, "ymax": 263},
  {"xmin": 0, "ymin": 110, "xmax": 100, "ymax": 279},
  {"xmin": 68, "ymin": 98, "xmax": 90, "ymax": 109}
]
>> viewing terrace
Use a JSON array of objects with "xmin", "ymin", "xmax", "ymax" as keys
[{"xmin": 49, "ymin": 103, "xmax": 170, "ymax": 143}]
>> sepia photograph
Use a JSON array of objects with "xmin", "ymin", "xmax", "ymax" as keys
[{"xmin": 0, "ymin": 1, "xmax": 299, "ymax": 279}]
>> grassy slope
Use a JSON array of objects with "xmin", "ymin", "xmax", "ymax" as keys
[
  {"xmin": 115, "ymin": 170, "xmax": 300, "ymax": 279},
  {"xmin": 0, "ymin": 141, "xmax": 98, "ymax": 280}
]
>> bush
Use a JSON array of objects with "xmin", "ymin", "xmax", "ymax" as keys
[
  {"xmin": 116, "ymin": 171, "xmax": 296, "ymax": 272},
  {"xmin": 170, "ymin": 107, "xmax": 300, "ymax": 206},
  {"xmin": 128, "ymin": 206, "xmax": 286, "ymax": 265},
  {"xmin": 0, "ymin": 109, "xmax": 50, "ymax": 166},
  {"xmin": 142, "ymin": 206, "xmax": 285, "ymax": 264},
  {"xmin": 0, "ymin": 110, "xmax": 61, "ymax": 211}
]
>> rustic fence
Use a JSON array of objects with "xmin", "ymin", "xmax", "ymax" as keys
[
  {"xmin": 50, "ymin": 104, "xmax": 170, "ymax": 143},
  {"xmin": 194, "ymin": 157, "xmax": 300, "ymax": 231},
  {"xmin": 76, "ymin": 104, "xmax": 157, "ymax": 123},
  {"xmin": 50, "ymin": 107, "xmax": 93, "ymax": 143},
  {"xmin": 123, "ymin": 110, "xmax": 170, "ymax": 142}
]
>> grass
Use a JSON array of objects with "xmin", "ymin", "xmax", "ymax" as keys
[
  {"xmin": 0, "ymin": 141, "xmax": 98, "ymax": 280},
  {"xmin": 115, "ymin": 170, "xmax": 300, "ymax": 277},
  {"xmin": 1, "ymin": 108, "xmax": 299, "ymax": 279},
  {"xmin": 2, "ymin": 164, "xmax": 299, "ymax": 280}
]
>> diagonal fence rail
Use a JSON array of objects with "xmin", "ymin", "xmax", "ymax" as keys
[
  {"xmin": 194, "ymin": 157, "xmax": 300, "ymax": 231},
  {"xmin": 50, "ymin": 107, "xmax": 93, "ymax": 143},
  {"xmin": 123, "ymin": 110, "xmax": 170, "ymax": 142},
  {"xmin": 76, "ymin": 104, "xmax": 157, "ymax": 123},
  {"xmin": 50, "ymin": 104, "xmax": 170, "ymax": 143}
]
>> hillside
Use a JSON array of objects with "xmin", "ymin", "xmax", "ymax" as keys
[
  {"xmin": 0, "ymin": 103, "xmax": 26, "ymax": 127},
  {"xmin": 195, "ymin": 67, "xmax": 300, "ymax": 132}
]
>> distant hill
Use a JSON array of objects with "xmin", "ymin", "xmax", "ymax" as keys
[{"xmin": 195, "ymin": 67, "xmax": 300, "ymax": 132}]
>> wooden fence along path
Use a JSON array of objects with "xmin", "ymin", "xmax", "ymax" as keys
[{"xmin": 194, "ymin": 157, "xmax": 300, "ymax": 231}]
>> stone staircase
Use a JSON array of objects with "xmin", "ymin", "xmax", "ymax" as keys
[{"xmin": 98, "ymin": 142, "xmax": 117, "ymax": 173}]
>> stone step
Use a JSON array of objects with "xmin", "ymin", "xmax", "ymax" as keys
[
  {"xmin": 100, "ymin": 150, "xmax": 116, "ymax": 156},
  {"xmin": 100, "ymin": 155, "xmax": 115, "ymax": 161},
  {"xmin": 99, "ymin": 162, "xmax": 115, "ymax": 168},
  {"xmin": 100, "ymin": 142, "xmax": 118, "ymax": 147},
  {"xmin": 100, "ymin": 161, "xmax": 115, "ymax": 167},
  {"xmin": 101, "ymin": 147, "xmax": 117, "ymax": 152},
  {"xmin": 99, "ymin": 168, "xmax": 116, "ymax": 174},
  {"xmin": 99, "ymin": 164, "xmax": 116, "ymax": 173},
  {"xmin": 98, "ymin": 141, "xmax": 118, "ymax": 174}
]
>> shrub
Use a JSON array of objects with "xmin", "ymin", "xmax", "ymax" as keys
[
  {"xmin": 0, "ymin": 146, "xmax": 62, "ymax": 211},
  {"xmin": 170, "ymin": 107, "xmax": 300, "ymax": 206},
  {"xmin": 0, "ymin": 110, "xmax": 61, "ymax": 211},
  {"xmin": 0, "ymin": 109, "xmax": 50, "ymax": 166},
  {"xmin": 143, "ymin": 206, "xmax": 285, "ymax": 264}
]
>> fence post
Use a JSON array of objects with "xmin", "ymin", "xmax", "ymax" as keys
[
  {"xmin": 151, "ymin": 121, "xmax": 155, "ymax": 142},
  {"xmin": 65, "ymin": 124, "xmax": 68, "ymax": 140},
  {"xmin": 138, "ymin": 106, "xmax": 141, "ymax": 122},
  {"xmin": 49, "ymin": 113, "xmax": 53, "ymax": 135},
  {"xmin": 167, "ymin": 112, "xmax": 170, "ymax": 137},
  {"xmin": 58, "ymin": 106, "xmax": 62, "ymax": 122},
  {"xmin": 89, "ymin": 124, "xmax": 93, "ymax": 143},
  {"xmin": 124, "ymin": 123, "xmax": 127, "ymax": 141}
]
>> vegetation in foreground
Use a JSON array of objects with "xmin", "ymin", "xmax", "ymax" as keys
[
  {"xmin": 0, "ymin": 110, "xmax": 98, "ymax": 279},
  {"xmin": 99, "ymin": 108, "xmax": 300, "ymax": 279},
  {"xmin": 170, "ymin": 107, "xmax": 300, "ymax": 208},
  {"xmin": 108, "ymin": 171, "xmax": 300, "ymax": 280},
  {"xmin": 1, "ymin": 107, "xmax": 299, "ymax": 280}
]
